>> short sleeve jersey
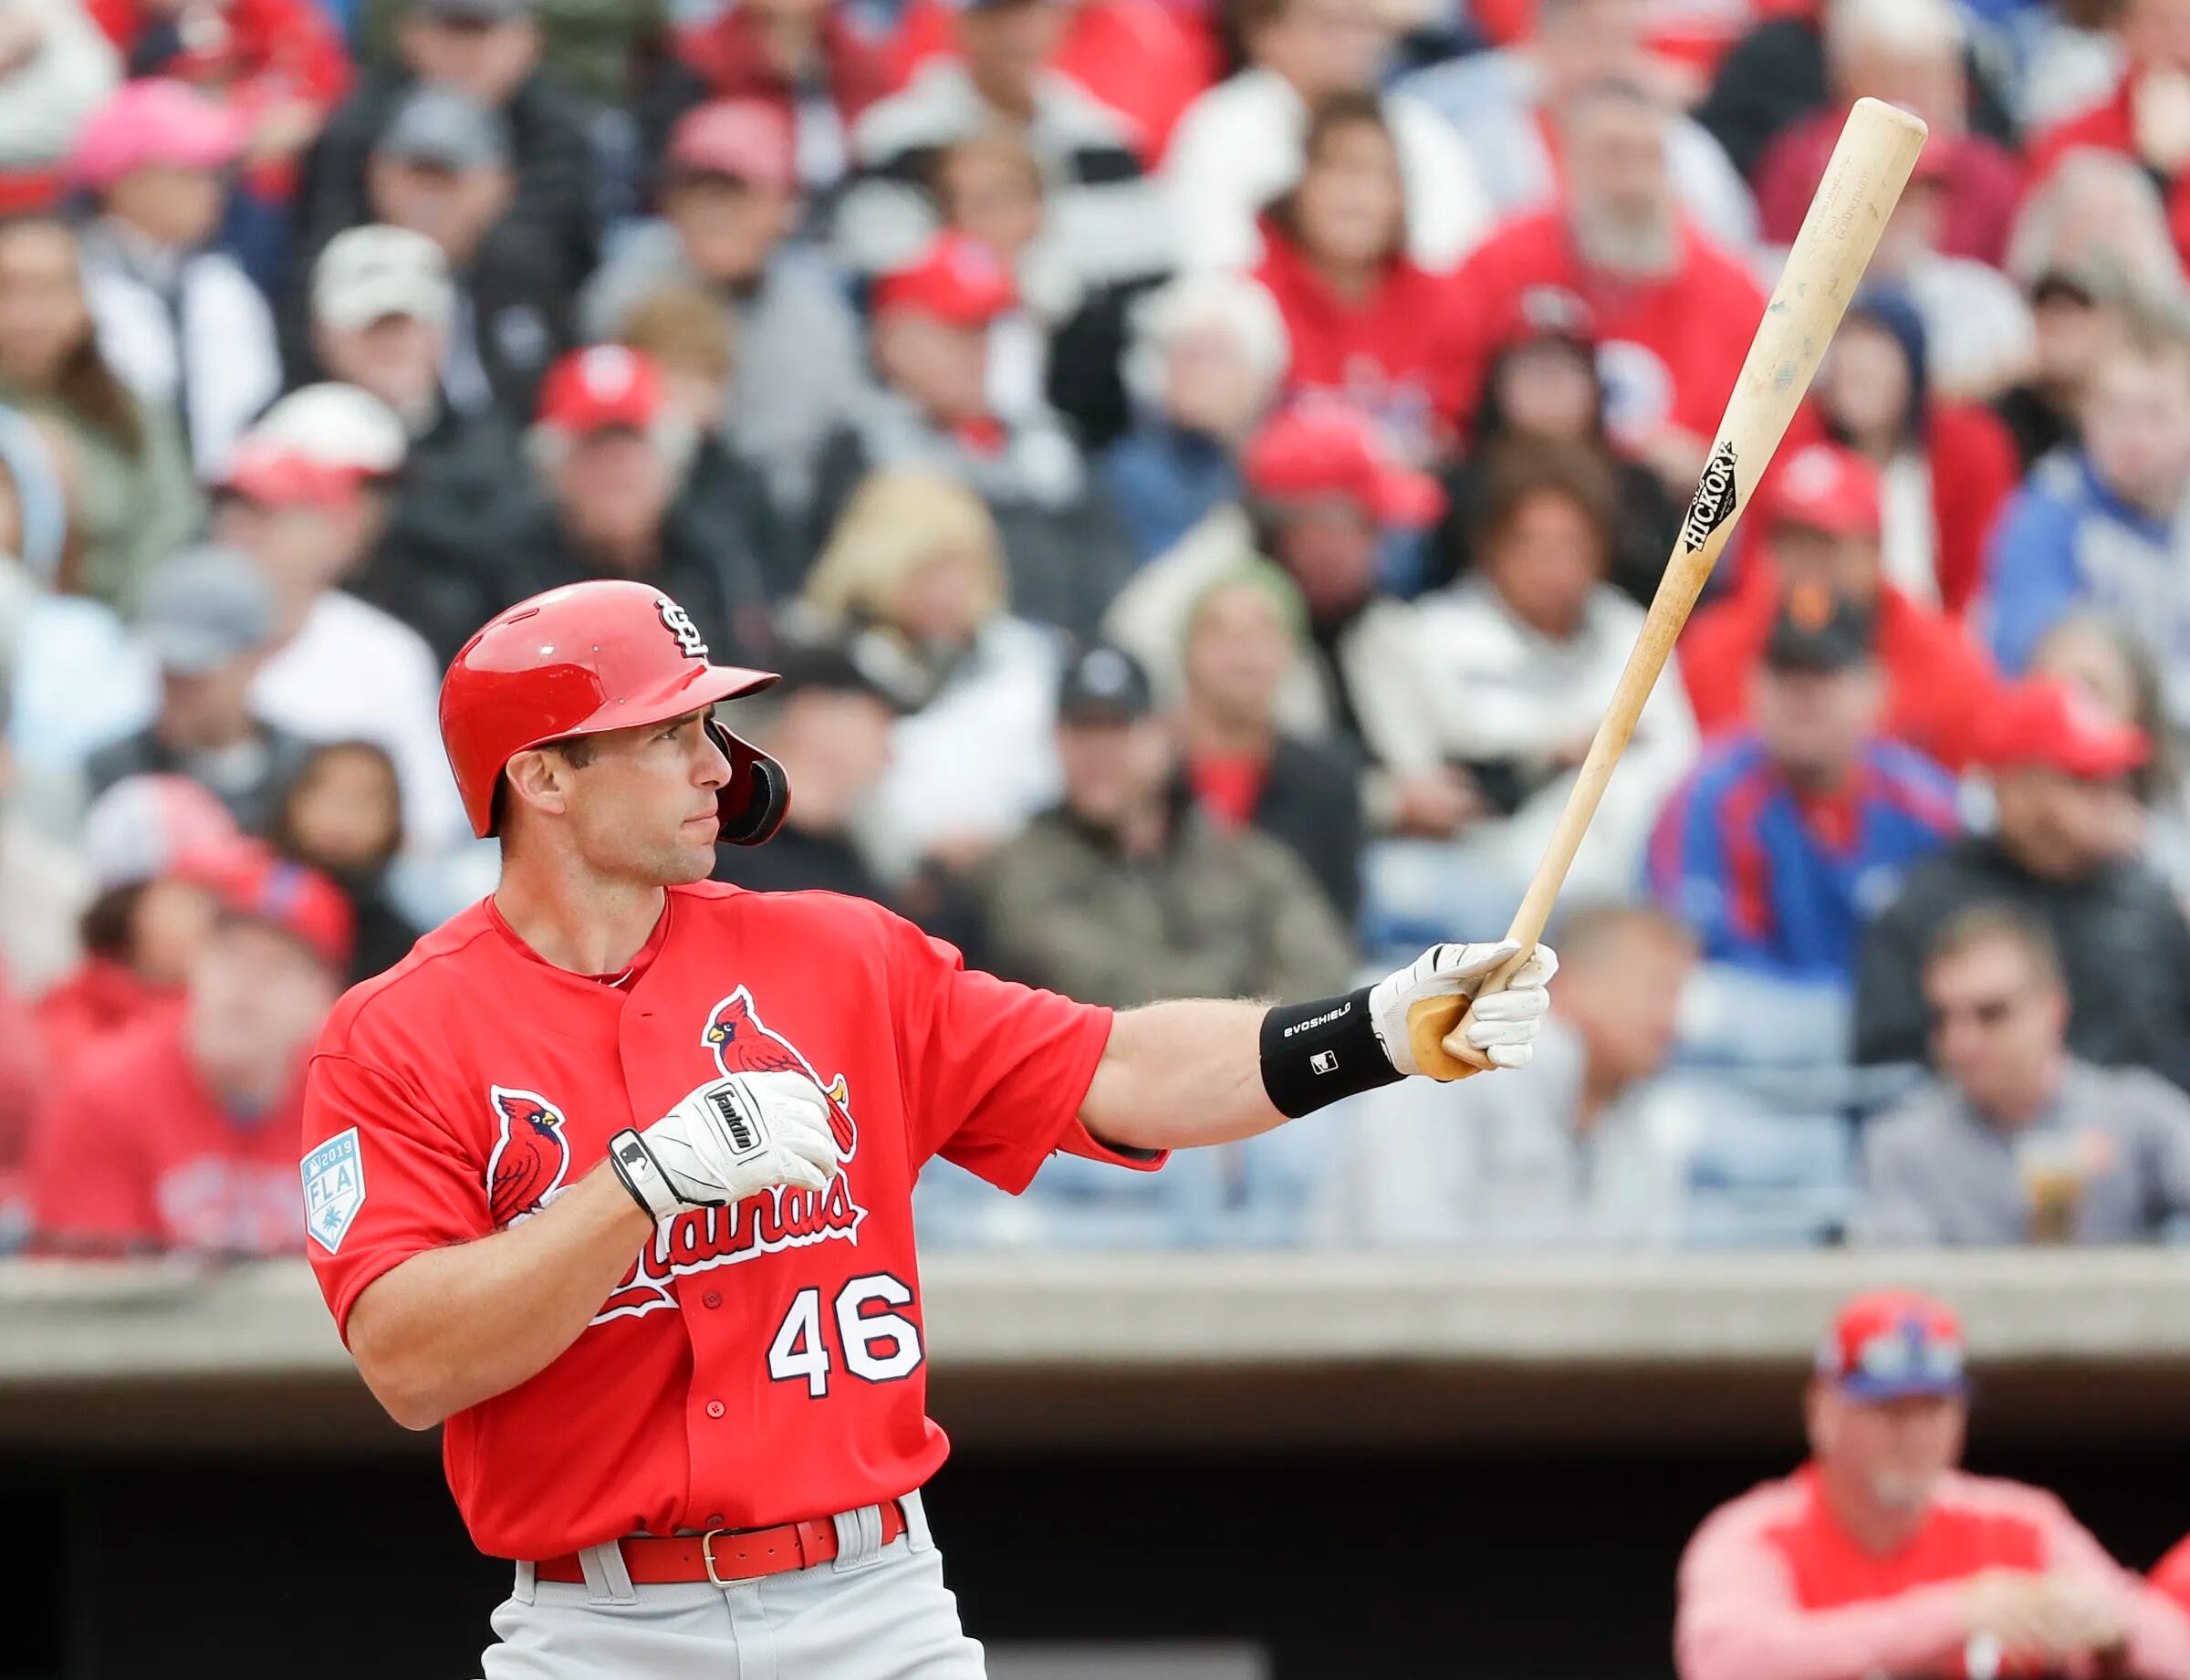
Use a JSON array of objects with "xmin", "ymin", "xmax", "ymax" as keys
[{"xmin": 299, "ymin": 883, "xmax": 1147, "ymax": 1560}]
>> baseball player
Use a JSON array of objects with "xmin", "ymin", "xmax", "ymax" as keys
[{"xmin": 298, "ymin": 579, "xmax": 1557, "ymax": 1678}]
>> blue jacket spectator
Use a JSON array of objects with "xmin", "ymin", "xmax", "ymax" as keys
[
  {"xmin": 1650, "ymin": 589, "xmax": 1960, "ymax": 985},
  {"xmin": 1979, "ymin": 330, "xmax": 2190, "ymax": 721}
]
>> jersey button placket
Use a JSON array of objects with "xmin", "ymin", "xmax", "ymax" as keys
[{"xmin": 703, "ymin": 1290, "xmax": 722, "ymax": 1309}]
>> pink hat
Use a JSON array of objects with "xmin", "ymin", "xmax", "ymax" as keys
[
  {"xmin": 667, "ymin": 99, "xmax": 796, "ymax": 193},
  {"xmin": 79, "ymin": 773, "xmax": 241, "ymax": 891},
  {"xmin": 72, "ymin": 80, "xmax": 243, "ymax": 192}
]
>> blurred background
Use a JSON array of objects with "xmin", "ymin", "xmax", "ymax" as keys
[{"xmin": 6, "ymin": 0, "xmax": 2190, "ymax": 1672}]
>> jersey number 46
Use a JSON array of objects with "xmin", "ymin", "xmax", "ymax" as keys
[{"xmin": 766, "ymin": 1274, "xmax": 924, "ymax": 1398}]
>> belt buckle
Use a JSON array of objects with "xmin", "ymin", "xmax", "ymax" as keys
[{"xmin": 701, "ymin": 1529, "xmax": 739, "ymax": 1589}]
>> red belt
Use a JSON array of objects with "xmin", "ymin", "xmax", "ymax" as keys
[{"xmin": 534, "ymin": 1500, "xmax": 909, "ymax": 1588}]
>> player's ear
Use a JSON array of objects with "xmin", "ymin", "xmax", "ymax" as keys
[{"xmin": 504, "ymin": 748, "xmax": 573, "ymax": 825}]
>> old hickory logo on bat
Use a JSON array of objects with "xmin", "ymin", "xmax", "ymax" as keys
[{"xmin": 1679, "ymin": 440, "xmax": 1740, "ymax": 553}]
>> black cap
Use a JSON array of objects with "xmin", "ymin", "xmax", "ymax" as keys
[
  {"xmin": 769, "ymin": 641, "xmax": 905, "ymax": 711},
  {"xmin": 411, "ymin": 0, "xmax": 531, "ymax": 21},
  {"xmin": 1765, "ymin": 583, "xmax": 1876, "ymax": 673},
  {"xmin": 1057, "ymin": 643, "xmax": 1152, "ymax": 724}
]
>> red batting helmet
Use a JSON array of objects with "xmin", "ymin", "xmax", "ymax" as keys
[{"xmin": 439, "ymin": 580, "xmax": 789, "ymax": 843}]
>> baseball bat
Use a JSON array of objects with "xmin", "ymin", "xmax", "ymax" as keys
[{"xmin": 1407, "ymin": 96, "xmax": 1929, "ymax": 1080}]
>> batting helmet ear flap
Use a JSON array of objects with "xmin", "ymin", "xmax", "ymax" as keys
[{"xmin": 707, "ymin": 719, "xmax": 789, "ymax": 847}]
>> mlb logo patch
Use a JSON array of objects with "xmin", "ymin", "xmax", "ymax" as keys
[
  {"xmin": 1310, "ymin": 1050, "xmax": 1338, "ymax": 1075},
  {"xmin": 302, "ymin": 1129, "xmax": 367, "ymax": 1254}
]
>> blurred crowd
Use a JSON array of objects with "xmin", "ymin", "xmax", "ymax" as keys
[{"xmin": 9, "ymin": 0, "xmax": 2190, "ymax": 1257}]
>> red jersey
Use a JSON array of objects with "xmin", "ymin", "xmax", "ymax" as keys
[
  {"xmin": 1254, "ymin": 227, "xmax": 1471, "ymax": 456},
  {"xmin": 28, "ymin": 1011, "xmax": 305, "ymax": 1257},
  {"xmin": 1677, "ymin": 1464, "xmax": 2190, "ymax": 1680},
  {"xmin": 299, "ymin": 883, "xmax": 1148, "ymax": 1560},
  {"xmin": 1447, "ymin": 209, "xmax": 1769, "ymax": 453}
]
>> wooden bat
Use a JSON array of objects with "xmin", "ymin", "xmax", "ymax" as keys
[{"xmin": 1407, "ymin": 96, "xmax": 1929, "ymax": 1080}]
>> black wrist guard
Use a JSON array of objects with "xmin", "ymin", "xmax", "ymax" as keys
[{"xmin": 1259, "ymin": 987, "xmax": 1402, "ymax": 1119}]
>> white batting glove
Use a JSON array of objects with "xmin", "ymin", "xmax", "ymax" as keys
[
  {"xmin": 608, "ymin": 1071, "xmax": 840, "ymax": 1221},
  {"xmin": 1367, "ymin": 939, "xmax": 1559, "ymax": 1076}
]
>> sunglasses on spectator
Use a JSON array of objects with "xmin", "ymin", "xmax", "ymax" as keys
[{"xmin": 1925, "ymin": 993, "xmax": 2022, "ymax": 1029}]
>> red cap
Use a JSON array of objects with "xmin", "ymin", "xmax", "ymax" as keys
[
  {"xmin": 198, "ymin": 840, "xmax": 356, "ymax": 975},
  {"xmin": 223, "ymin": 441, "xmax": 373, "ymax": 508},
  {"xmin": 1816, "ymin": 1289, "xmax": 1968, "ymax": 1400},
  {"xmin": 1768, "ymin": 442, "xmax": 1882, "ymax": 538},
  {"xmin": 536, "ymin": 346, "xmax": 666, "ymax": 435},
  {"xmin": 871, "ymin": 235, "xmax": 1017, "ymax": 328},
  {"xmin": 1976, "ymin": 679, "xmax": 2151, "ymax": 780},
  {"xmin": 667, "ymin": 99, "xmax": 796, "ymax": 193},
  {"xmin": 1242, "ymin": 406, "xmax": 1444, "ymax": 527}
]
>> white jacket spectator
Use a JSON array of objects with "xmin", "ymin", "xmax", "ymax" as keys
[
  {"xmin": 1164, "ymin": 68, "xmax": 1488, "ymax": 273},
  {"xmin": 73, "ymin": 83, "xmax": 280, "ymax": 479},
  {"xmin": 0, "ymin": 0, "xmax": 118, "ymax": 178}
]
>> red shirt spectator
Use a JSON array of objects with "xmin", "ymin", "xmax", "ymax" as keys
[
  {"xmin": 28, "ymin": 843, "xmax": 350, "ymax": 1257},
  {"xmin": 0, "ymin": 954, "xmax": 43, "ymax": 1226},
  {"xmin": 86, "ymin": 0, "xmax": 351, "ymax": 200},
  {"xmin": 1253, "ymin": 93, "xmax": 1472, "ymax": 457},
  {"xmin": 673, "ymin": 2, "xmax": 894, "ymax": 153},
  {"xmin": 1679, "ymin": 443, "xmax": 2004, "ymax": 770},
  {"xmin": 1757, "ymin": 111, "xmax": 2018, "ymax": 266},
  {"xmin": 888, "ymin": 0, "xmax": 1216, "ymax": 162},
  {"xmin": 1447, "ymin": 84, "xmax": 1769, "ymax": 479},
  {"xmin": 1677, "ymin": 1289, "xmax": 2190, "ymax": 1680}
]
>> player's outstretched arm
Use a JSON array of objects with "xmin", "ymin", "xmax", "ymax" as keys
[
  {"xmin": 346, "ymin": 1071, "xmax": 839, "ymax": 1430},
  {"xmin": 1079, "ymin": 941, "xmax": 1558, "ymax": 1153}
]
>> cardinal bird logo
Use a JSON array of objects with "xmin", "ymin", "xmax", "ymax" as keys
[
  {"xmin": 486, "ymin": 1087, "xmax": 574, "ymax": 1227},
  {"xmin": 704, "ymin": 988, "xmax": 857, "ymax": 1160}
]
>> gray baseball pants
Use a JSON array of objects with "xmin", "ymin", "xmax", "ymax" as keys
[{"xmin": 482, "ymin": 1489, "xmax": 985, "ymax": 1678}]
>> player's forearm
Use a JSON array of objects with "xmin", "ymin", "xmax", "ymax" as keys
[
  {"xmin": 345, "ymin": 1165, "xmax": 652, "ymax": 1430},
  {"xmin": 1079, "ymin": 999, "xmax": 1285, "ymax": 1152}
]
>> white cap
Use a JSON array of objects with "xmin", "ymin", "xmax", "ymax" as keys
[
  {"xmin": 246, "ymin": 383, "xmax": 410, "ymax": 475},
  {"xmin": 312, "ymin": 224, "xmax": 454, "ymax": 335}
]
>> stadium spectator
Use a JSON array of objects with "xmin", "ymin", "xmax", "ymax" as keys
[
  {"xmin": 2028, "ymin": 0, "xmax": 2190, "ymax": 275},
  {"xmin": 0, "ymin": 693, "xmax": 91, "ymax": 999},
  {"xmin": 1161, "ymin": 0, "xmax": 1487, "ymax": 273},
  {"xmin": 836, "ymin": 0, "xmax": 1168, "ymax": 287},
  {"xmin": 1445, "ymin": 79, "xmax": 1770, "ymax": 496},
  {"xmin": 1855, "ymin": 680, "xmax": 2190, "ymax": 1090},
  {"xmin": 87, "ymin": 544, "xmax": 307, "ymax": 833},
  {"xmin": 72, "ymin": 78, "xmax": 280, "ymax": 482},
  {"xmin": 2005, "ymin": 150, "xmax": 2190, "ymax": 325},
  {"xmin": 0, "ymin": 1, "xmax": 118, "ymax": 214},
  {"xmin": 795, "ymin": 468, "xmax": 1064, "ymax": 878},
  {"xmin": 1326, "ymin": 901, "xmax": 1695, "ymax": 1248},
  {"xmin": 1755, "ymin": 0, "xmax": 2018, "ymax": 267},
  {"xmin": 1651, "ymin": 588, "xmax": 1959, "ymax": 986},
  {"xmin": 211, "ymin": 395, "xmax": 467, "ymax": 854},
  {"xmin": 297, "ymin": 0, "xmax": 599, "ymax": 295},
  {"xmin": 0, "ymin": 214, "xmax": 199, "ymax": 615},
  {"xmin": 927, "ymin": 125, "xmax": 1168, "ymax": 449},
  {"xmin": 1414, "ymin": 441, "xmax": 1697, "ymax": 914},
  {"xmin": 1856, "ymin": 905, "xmax": 2190, "ymax": 1246},
  {"xmin": 1400, "ymin": 0, "xmax": 1756, "ymax": 251},
  {"xmin": 1991, "ymin": 259, "xmax": 2137, "ymax": 475},
  {"xmin": 87, "ymin": 0, "xmax": 353, "ymax": 286},
  {"xmin": 33, "ymin": 773, "xmax": 235, "ymax": 1075},
  {"xmin": 883, "ymin": 0, "xmax": 1215, "ymax": 166},
  {"xmin": 1107, "ymin": 404, "xmax": 1463, "ymax": 839},
  {"xmin": 1099, "ymin": 271, "xmax": 1288, "ymax": 564},
  {"xmin": 709, "ymin": 642, "xmax": 900, "ymax": 905},
  {"xmin": 979, "ymin": 641, "xmax": 1355, "ymax": 1006},
  {"xmin": 504, "ymin": 346, "xmax": 772, "ymax": 662},
  {"xmin": 610, "ymin": 284, "xmax": 790, "ymax": 601},
  {"xmin": 1677, "ymin": 1289, "xmax": 2190, "ymax": 1680},
  {"xmin": 28, "ymin": 841, "xmax": 351, "ymax": 1258},
  {"xmin": 810, "ymin": 233, "xmax": 1135, "ymax": 638},
  {"xmin": 579, "ymin": 99, "xmax": 869, "ymax": 535},
  {"xmin": 1252, "ymin": 92, "xmax": 1473, "ymax": 460},
  {"xmin": 649, "ymin": 0, "xmax": 892, "ymax": 221},
  {"xmin": 1177, "ymin": 560, "xmax": 1362, "ymax": 922},
  {"xmin": 1430, "ymin": 297, "xmax": 1681, "ymax": 606},
  {"xmin": 1810, "ymin": 291, "xmax": 2019, "ymax": 615},
  {"xmin": 1982, "ymin": 327, "xmax": 2190, "ymax": 717},
  {"xmin": 308, "ymin": 224, "xmax": 531, "ymax": 664},
  {"xmin": 1681, "ymin": 443, "xmax": 2004, "ymax": 773},
  {"xmin": 266, "ymin": 738, "xmax": 417, "ymax": 983},
  {"xmin": 360, "ymin": 83, "xmax": 570, "ymax": 423}
]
